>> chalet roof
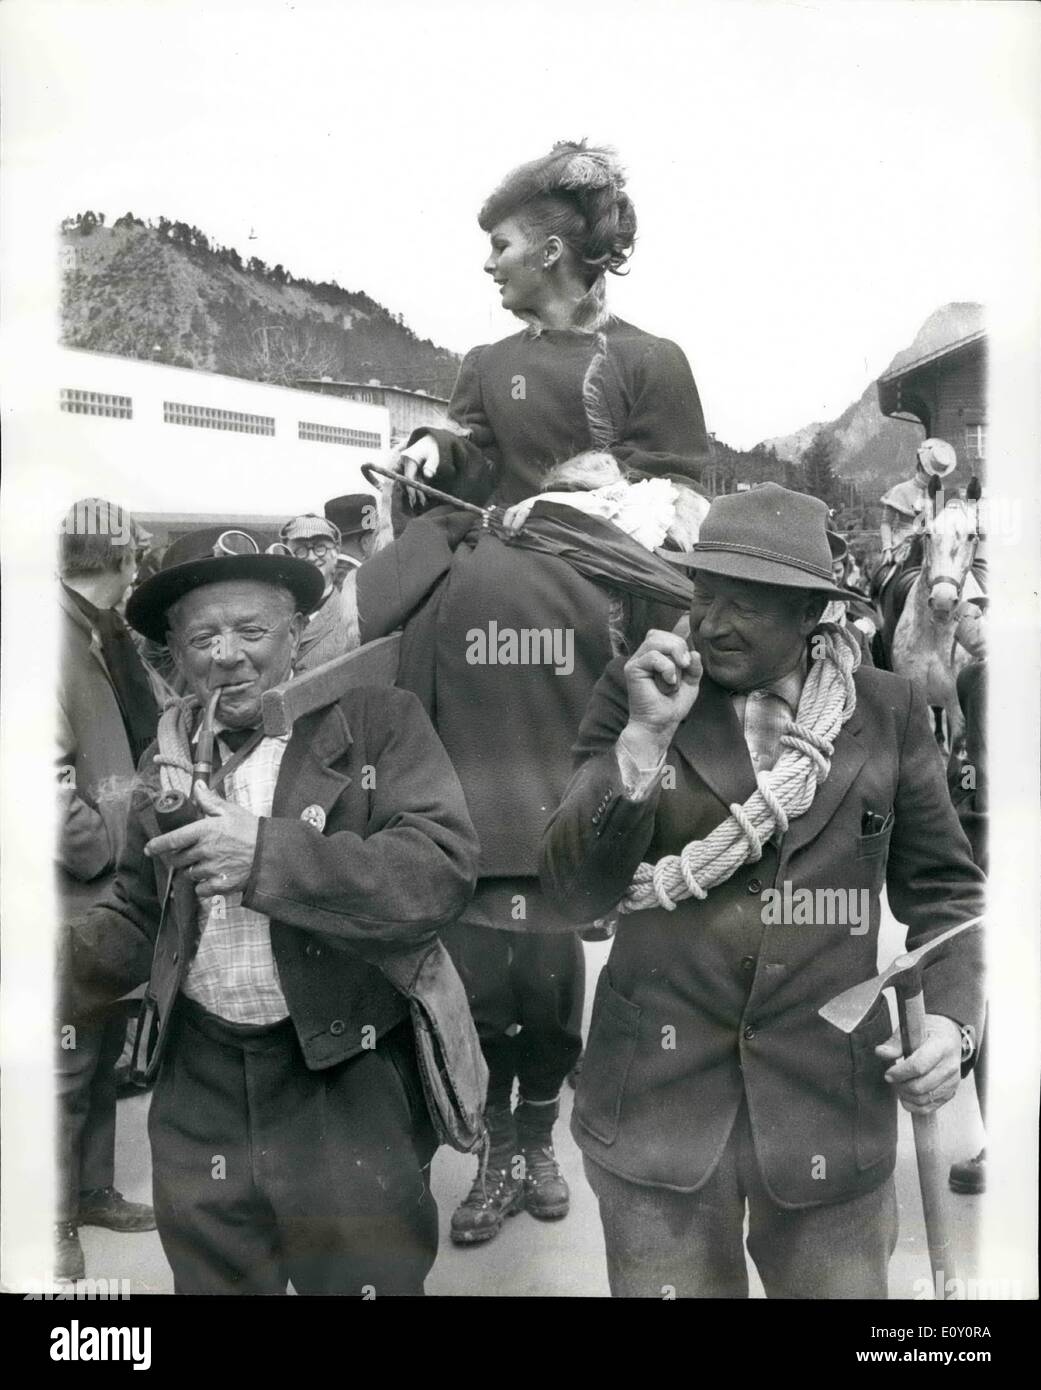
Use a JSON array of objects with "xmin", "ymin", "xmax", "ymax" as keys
[{"xmin": 878, "ymin": 330, "xmax": 987, "ymax": 385}]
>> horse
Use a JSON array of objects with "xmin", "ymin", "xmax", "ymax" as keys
[
  {"xmin": 889, "ymin": 497, "xmax": 983, "ymax": 752},
  {"xmin": 843, "ymin": 549, "xmax": 869, "ymax": 597}
]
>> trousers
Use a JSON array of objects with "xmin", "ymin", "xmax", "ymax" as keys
[
  {"xmin": 441, "ymin": 920, "xmax": 584, "ymax": 1107},
  {"xmin": 585, "ymin": 1100, "xmax": 898, "ymax": 1298},
  {"xmin": 148, "ymin": 999, "xmax": 438, "ymax": 1295},
  {"xmin": 55, "ymin": 1006, "xmax": 126, "ymax": 1222}
]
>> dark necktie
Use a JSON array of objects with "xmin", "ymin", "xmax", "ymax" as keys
[{"xmin": 217, "ymin": 727, "xmax": 261, "ymax": 753}]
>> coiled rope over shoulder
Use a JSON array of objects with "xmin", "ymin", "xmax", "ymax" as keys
[
  {"xmin": 621, "ymin": 625, "xmax": 862, "ymax": 915},
  {"xmin": 152, "ymin": 696, "xmax": 201, "ymax": 799}
]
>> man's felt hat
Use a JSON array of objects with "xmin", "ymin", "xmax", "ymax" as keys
[
  {"xmin": 665, "ymin": 483, "xmax": 850, "ymax": 599},
  {"xmin": 126, "ymin": 527, "xmax": 323, "ymax": 643},
  {"xmin": 324, "ymin": 494, "xmax": 375, "ymax": 540}
]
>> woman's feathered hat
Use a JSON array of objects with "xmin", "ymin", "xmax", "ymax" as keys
[{"xmin": 478, "ymin": 140, "xmax": 627, "ymax": 232}]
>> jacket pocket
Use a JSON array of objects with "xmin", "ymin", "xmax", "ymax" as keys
[
  {"xmin": 849, "ymin": 997, "xmax": 897, "ymax": 1170},
  {"xmin": 855, "ymin": 818, "xmax": 894, "ymax": 861},
  {"xmin": 574, "ymin": 973, "xmax": 641, "ymax": 1146}
]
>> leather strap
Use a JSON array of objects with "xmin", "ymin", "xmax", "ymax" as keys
[{"xmin": 209, "ymin": 728, "xmax": 266, "ymax": 792}]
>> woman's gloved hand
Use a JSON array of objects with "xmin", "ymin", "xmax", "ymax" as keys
[{"xmin": 398, "ymin": 435, "xmax": 441, "ymax": 510}]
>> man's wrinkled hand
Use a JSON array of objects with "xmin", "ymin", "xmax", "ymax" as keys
[
  {"xmin": 624, "ymin": 630, "xmax": 702, "ymax": 742},
  {"xmin": 144, "ymin": 782, "xmax": 260, "ymax": 899},
  {"xmin": 875, "ymin": 1014, "xmax": 962, "ymax": 1113}
]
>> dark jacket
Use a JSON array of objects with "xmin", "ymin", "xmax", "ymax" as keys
[
  {"xmin": 356, "ymin": 508, "xmax": 685, "ymax": 886},
  {"xmin": 413, "ymin": 319, "xmax": 710, "ymax": 507},
  {"xmin": 540, "ymin": 660, "xmax": 985, "ymax": 1207},
  {"xmin": 64, "ymin": 686, "xmax": 480, "ymax": 1074},
  {"xmin": 295, "ymin": 583, "xmax": 357, "ymax": 671},
  {"xmin": 57, "ymin": 586, "xmax": 154, "ymax": 915}
]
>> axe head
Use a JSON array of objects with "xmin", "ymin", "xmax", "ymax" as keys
[
  {"xmin": 261, "ymin": 632, "xmax": 401, "ymax": 737},
  {"xmin": 818, "ymin": 917, "xmax": 981, "ymax": 1034}
]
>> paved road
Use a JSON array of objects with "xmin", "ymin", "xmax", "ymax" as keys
[{"xmin": 77, "ymin": 915, "xmax": 984, "ymax": 1298}]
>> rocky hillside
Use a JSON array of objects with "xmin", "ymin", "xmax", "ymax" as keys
[
  {"xmin": 757, "ymin": 302, "xmax": 985, "ymax": 495},
  {"xmin": 59, "ymin": 211, "xmax": 461, "ymax": 397}
]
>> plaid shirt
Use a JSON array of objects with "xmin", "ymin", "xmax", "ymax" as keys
[
  {"xmin": 181, "ymin": 732, "xmax": 291, "ymax": 1025},
  {"xmin": 730, "ymin": 663, "xmax": 806, "ymax": 775},
  {"xmin": 617, "ymin": 659, "xmax": 808, "ymax": 801}
]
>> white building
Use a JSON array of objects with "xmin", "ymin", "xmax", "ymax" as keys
[
  {"xmin": 45, "ymin": 346, "xmax": 392, "ymax": 523},
  {"xmin": 295, "ymin": 377, "xmax": 451, "ymax": 445}
]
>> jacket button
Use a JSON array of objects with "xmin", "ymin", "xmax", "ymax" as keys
[
  {"xmin": 740, "ymin": 955, "xmax": 755, "ymax": 972},
  {"xmin": 329, "ymin": 1019, "xmax": 345, "ymax": 1036},
  {"xmin": 747, "ymin": 878, "xmax": 762, "ymax": 894},
  {"xmin": 743, "ymin": 1025, "xmax": 757, "ymax": 1040}
]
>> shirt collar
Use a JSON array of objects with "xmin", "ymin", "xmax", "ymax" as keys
[
  {"xmin": 734, "ymin": 648, "xmax": 809, "ymax": 714},
  {"xmin": 760, "ymin": 664, "xmax": 806, "ymax": 714}
]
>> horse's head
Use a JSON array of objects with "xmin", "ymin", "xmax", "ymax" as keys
[{"xmin": 917, "ymin": 498, "xmax": 979, "ymax": 618}]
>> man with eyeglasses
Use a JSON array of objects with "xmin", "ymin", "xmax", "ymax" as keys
[{"xmin": 279, "ymin": 511, "xmax": 362, "ymax": 669}]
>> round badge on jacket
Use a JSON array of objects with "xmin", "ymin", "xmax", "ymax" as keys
[{"xmin": 300, "ymin": 804, "xmax": 326, "ymax": 832}]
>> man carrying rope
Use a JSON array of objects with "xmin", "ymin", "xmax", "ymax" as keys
[{"xmin": 540, "ymin": 483, "xmax": 984, "ymax": 1298}]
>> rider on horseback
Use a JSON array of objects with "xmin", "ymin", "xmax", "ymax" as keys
[{"xmin": 874, "ymin": 437, "xmax": 957, "ymax": 597}]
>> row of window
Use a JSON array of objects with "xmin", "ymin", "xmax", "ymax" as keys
[
  {"xmin": 60, "ymin": 389, "xmax": 382, "ymax": 448},
  {"xmin": 298, "ymin": 420, "xmax": 383, "ymax": 449},
  {"xmin": 164, "ymin": 401, "xmax": 275, "ymax": 435},
  {"xmin": 60, "ymin": 388, "xmax": 133, "ymax": 419}
]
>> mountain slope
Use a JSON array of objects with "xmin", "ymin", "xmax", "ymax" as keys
[
  {"xmin": 757, "ymin": 302, "xmax": 985, "ymax": 493},
  {"xmin": 60, "ymin": 215, "xmax": 461, "ymax": 397}
]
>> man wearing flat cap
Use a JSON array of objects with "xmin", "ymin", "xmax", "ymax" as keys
[
  {"xmin": 62, "ymin": 527, "xmax": 480, "ymax": 1294},
  {"xmin": 541, "ymin": 483, "xmax": 985, "ymax": 1298},
  {"xmin": 278, "ymin": 511, "xmax": 357, "ymax": 669}
]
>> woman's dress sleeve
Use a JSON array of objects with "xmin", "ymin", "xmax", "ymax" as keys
[
  {"xmin": 610, "ymin": 337, "xmax": 711, "ymax": 484},
  {"xmin": 405, "ymin": 346, "xmax": 501, "ymax": 507}
]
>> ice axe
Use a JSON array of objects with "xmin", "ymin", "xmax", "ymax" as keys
[{"xmin": 819, "ymin": 916, "xmax": 983, "ymax": 1298}]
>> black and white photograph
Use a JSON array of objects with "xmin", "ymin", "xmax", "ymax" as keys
[{"xmin": 1, "ymin": 0, "xmax": 1038, "ymax": 1362}]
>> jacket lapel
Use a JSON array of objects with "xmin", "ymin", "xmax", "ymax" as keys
[
  {"xmin": 672, "ymin": 677, "xmax": 758, "ymax": 812},
  {"xmin": 60, "ymin": 587, "xmax": 116, "ymax": 690},
  {"xmin": 298, "ymin": 593, "xmax": 336, "ymax": 659},
  {"xmin": 271, "ymin": 700, "xmax": 353, "ymax": 821},
  {"xmin": 779, "ymin": 701, "xmax": 867, "ymax": 857}
]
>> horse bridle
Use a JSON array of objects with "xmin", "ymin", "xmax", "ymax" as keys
[{"xmin": 924, "ymin": 515, "xmax": 981, "ymax": 599}]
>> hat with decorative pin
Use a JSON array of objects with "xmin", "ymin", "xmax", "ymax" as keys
[{"xmin": 126, "ymin": 526, "xmax": 323, "ymax": 643}]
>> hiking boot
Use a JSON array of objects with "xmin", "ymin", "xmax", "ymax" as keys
[
  {"xmin": 522, "ymin": 1142, "xmax": 570, "ymax": 1220},
  {"xmin": 949, "ymin": 1149, "xmax": 986, "ymax": 1195},
  {"xmin": 77, "ymin": 1186, "xmax": 156, "ymax": 1232},
  {"xmin": 450, "ymin": 1165, "xmax": 524, "ymax": 1245},
  {"xmin": 55, "ymin": 1222, "xmax": 85, "ymax": 1282}
]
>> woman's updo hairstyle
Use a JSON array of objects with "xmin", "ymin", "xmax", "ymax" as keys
[{"xmin": 478, "ymin": 140, "xmax": 636, "ymax": 286}]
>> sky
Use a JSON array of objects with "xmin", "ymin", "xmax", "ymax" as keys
[{"xmin": 3, "ymin": 0, "xmax": 1039, "ymax": 448}]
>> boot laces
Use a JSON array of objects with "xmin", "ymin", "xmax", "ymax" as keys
[
  {"xmin": 464, "ymin": 1163, "xmax": 513, "ymax": 1210},
  {"xmin": 524, "ymin": 1143, "xmax": 562, "ymax": 1182}
]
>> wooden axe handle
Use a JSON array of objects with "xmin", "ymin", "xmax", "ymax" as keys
[
  {"xmin": 894, "ymin": 968, "xmax": 959, "ymax": 1297},
  {"xmin": 261, "ymin": 633, "xmax": 402, "ymax": 737}
]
